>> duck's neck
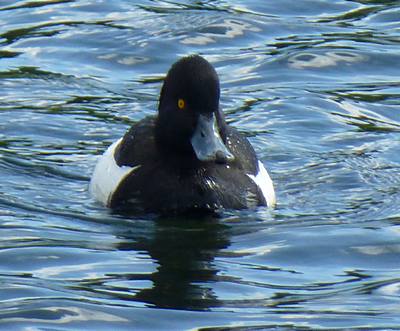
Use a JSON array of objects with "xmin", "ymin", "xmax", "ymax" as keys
[{"xmin": 154, "ymin": 115, "xmax": 194, "ymax": 158}]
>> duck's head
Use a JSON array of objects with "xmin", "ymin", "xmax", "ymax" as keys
[{"xmin": 156, "ymin": 55, "xmax": 234, "ymax": 164}]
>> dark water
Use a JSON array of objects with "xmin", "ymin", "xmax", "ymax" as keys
[{"xmin": 1, "ymin": 0, "xmax": 400, "ymax": 329}]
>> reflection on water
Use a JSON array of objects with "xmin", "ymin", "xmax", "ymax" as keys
[
  {"xmin": 182, "ymin": 19, "xmax": 261, "ymax": 45},
  {"xmin": 288, "ymin": 51, "xmax": 365, "ymax": 69},
  {"xmin": 117, "ymin": 217, "xmax": 230, "ymax": 310},
  {"xmin": 1, "ymin": 0, "xmax": 400, "ymax": 329}
]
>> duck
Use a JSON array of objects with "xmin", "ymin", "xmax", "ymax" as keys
[{"xmin": 89, "ymin": 55, "xmax": 275, "ymax": 215}]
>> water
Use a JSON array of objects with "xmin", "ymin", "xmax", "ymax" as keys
[{"xmin": 1, "ymin": 0, "xmax": 400, "ymax": 329}]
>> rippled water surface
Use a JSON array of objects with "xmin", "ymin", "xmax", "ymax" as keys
[{"xmin": 1, "ymin": 0, "xmax": 400, "ymax": 330}]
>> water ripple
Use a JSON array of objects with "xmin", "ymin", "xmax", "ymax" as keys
[{"xmin": 1, "ymin": 0, "xmax": 400, "ymax": 329}]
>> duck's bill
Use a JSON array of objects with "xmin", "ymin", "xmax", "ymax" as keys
[{"xmin": 191, "ymin": 114, "xmax": 234, "ymax": 163}]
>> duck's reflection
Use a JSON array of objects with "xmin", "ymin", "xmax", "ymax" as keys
[{"xmin": 116, "ymin": 216, "xmax": 231, "ymax": 310}]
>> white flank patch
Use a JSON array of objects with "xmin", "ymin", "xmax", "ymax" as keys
[
  {"xmin": 248, "ymin": 160, "xmax": 276, "ymax": 208},
  {"xmin": 89, "ymin": 138, "xmax": 140, "ymax": 207}
]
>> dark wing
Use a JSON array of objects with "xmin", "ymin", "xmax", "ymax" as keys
[
  {"xmin": 224, "ymin": 125, "xmax": 259, "ymax": 175},
  {"xmin": 114, "ymin": 116, "xmax": 158, "ymax": 168},
  {"xmin": 216, "ymin": 109, "xmax": 259, "ymax": 176}
]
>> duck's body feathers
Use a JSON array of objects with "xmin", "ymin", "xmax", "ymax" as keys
[{"xmin": 97, "ymin": 115, "xmax": 272, "ymax": 214}]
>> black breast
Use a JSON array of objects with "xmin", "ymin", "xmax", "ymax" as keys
[{"xmin": 110, "ymin": 117, "xmax": 265, "ymax": 214}]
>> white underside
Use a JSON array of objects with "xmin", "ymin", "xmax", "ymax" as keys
[
  {"xmin": 248, "ymin": 161, "xmax": 276, "ymax": 208},
  {"xmin": 89, "ymin": 138, "xmax": 140, "ymax": 207}
]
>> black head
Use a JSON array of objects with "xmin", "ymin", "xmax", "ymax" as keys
[
  {"xmin": 156, "ymin": 55, "xmax": 233, "ymax": 163},
  {"xmin": 158, "ymin": 54, "xmax": 220, "ymax": 116}
]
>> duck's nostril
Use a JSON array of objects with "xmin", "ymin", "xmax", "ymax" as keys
[{"xmin": 215, "ymin": 150, "xmax": 227, "ymax": 164}]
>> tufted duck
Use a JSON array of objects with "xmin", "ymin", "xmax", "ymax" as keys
[{"xmin": 90, "ymin": 55, "xmax": 275, "ymax": 214}]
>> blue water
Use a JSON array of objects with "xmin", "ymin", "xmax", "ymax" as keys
[{"xmin": 1, "ymin": 0, "xmax": 400, "ymax": 330}]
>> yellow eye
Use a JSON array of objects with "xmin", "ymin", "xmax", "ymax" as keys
[{"xmin": 178, "ymin": 98, "xmax": 185, "ymax": 110}]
